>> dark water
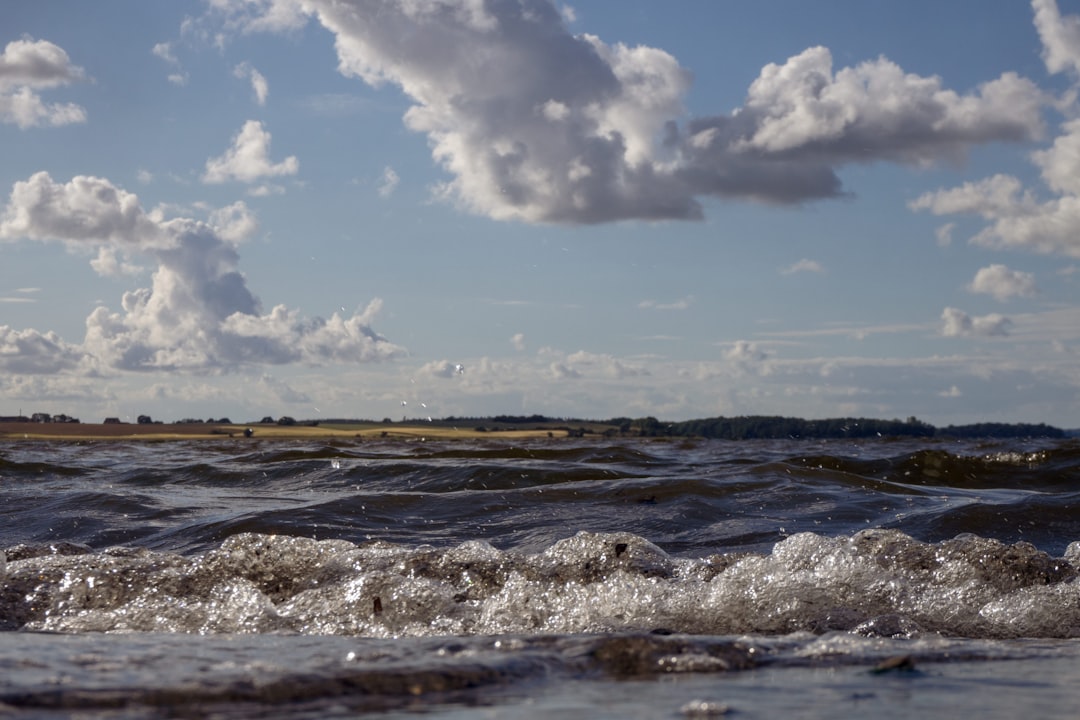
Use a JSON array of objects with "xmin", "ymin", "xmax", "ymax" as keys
[{"xmin": 2, "ymin": 436, "xmax": 1080, "ymax": 717}]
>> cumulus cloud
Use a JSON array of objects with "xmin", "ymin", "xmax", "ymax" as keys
[
  {"xmin": 566, "ymin": 350, "xmax": 649, "ymax": 379},
  {"xmin": 724, "ymin": 340, "xmax": 771, "ymax": 375},
  {"xmin": 233, "ymin": 61, "xmax": 269, "ymax": 105},
  {"xmin": 0, "ymin": 37, "xmax": 87, "ymax": 128},
  {"xmin": 511, "ymin": 332, "xmax": 525, "ymax": 351},
  {"xmin": 0, "ymin": 172, "xmax": 403, "ymax": 372},
  {"xmin": 0, "ymin": 172, "xmax": 170, "ymax": 248},
  {"xmin": 940, "ymin": 307, "xmax": 1012, "ymax": 337},
  {"xmin": 90, "ymin": 246, "xmax": 143, "ymax": 277},
  {"xmin": 0, "ymin": 37, "xmax": 85, "ymax": 90},
  {"xmin": 1033, "ymin": 0, "xmax": 1080, "ymax": 76},
  {"xmin": 910, "ymin": 2, "xmax": 1080, "ymax": 259},
  {"xmin": 968, "ymin": 264, "xmax": 1037, "ymax": 301},
  {"xmin": 203, "ymin": 120, "xmax": 298, "ymax": 184},
  {"xmin": 203, "ymin": 0, "xmax": 1043, "ymax": 223},
  {"xmin": 0, "ymin": 325, "xmax": 86, "ymax": 374},
  {"xmin": 911, "ymin": 129, "xmax": 1080, "ymax": 257},
  {"xmin": 419, "ymin": 359, "xmax": 468, "ymax": 379}
]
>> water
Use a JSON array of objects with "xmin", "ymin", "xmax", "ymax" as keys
[{"xmin": 2, "ymin": 436, "xmax": 1080, "ymax": 717}]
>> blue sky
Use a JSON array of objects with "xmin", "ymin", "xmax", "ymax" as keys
[{"xmin": 2, "ymin": 0, "xmax": 1080, "ymax": 427}]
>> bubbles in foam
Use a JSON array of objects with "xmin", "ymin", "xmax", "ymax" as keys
[{"xmin": 4, "ymin": 529, "xmax": 1079, "ymax": 638}]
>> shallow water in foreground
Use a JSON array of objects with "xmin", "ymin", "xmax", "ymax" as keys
[{"xmin": 1, "ymin": 436, "xmax": 1079, "ymax": 717}]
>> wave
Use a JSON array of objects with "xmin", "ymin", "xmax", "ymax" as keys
[{"xmin": 4, "ymin": 528, "xmax": 1078, "ymax": 639}]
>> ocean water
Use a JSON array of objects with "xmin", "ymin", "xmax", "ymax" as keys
[{"xmin": 1, "ymin": 435, "xmax": 1080, "ymax": 718}]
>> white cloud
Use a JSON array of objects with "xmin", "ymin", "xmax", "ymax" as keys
[
  {"xmin": 1031, "ymin": 117, "xmax": 1080, "ymax": 196},
  {"xmin": 203, "ymin": 120, "xmax": 299, "ymax": 184},
  {"xmin": 152, "ymin": 42, "xmax": 179, "ymax": 66},
  {"xmin": 566, "ymin": 350, "xmax": 650, "ymax": 379},
  {"xmin": 0, "ymin": 171, "xmax": 170, "ymax": 248},
  {"xmin": 511, "ymin": 332, "xmax": 525, "ymax": 351},
  {"xmin": 208, "ymin": 200, "xmax": 259, "ymax": 243},
  {"xmin": 639, "ymin": 296, "xmax": 693, "ymax": 310},
  {"xmin": 910, "ymin": 3, "xmax": 1080, "ymax": 259},
  {"xmin": 549, "ymin": 362, "xmax": 581, "ymax": 380},
  {"xmin": 1033, "ymin": 0, "xmax": 1080, "ymax": 76},
  {"xmin": 0, "ymin": 325, "xmax": 86, "ymax": 374},
  {"xmin": 0, "ymin": 38, "xmax": 87, "ymax": 127},
  {"xmin": 911, "ymin": 134, "xmax": 1080, "ymax": 258},
  {"xmin": 9, "ymin": 330, "xmax": 1080, "ymax": 426},
  {"xmin": 233, "ymin": 61, "xmax": 269, "ymax": 105},
  {"xmin": 205, "ymin": 0, "xmax": 309, "ymax": 34},
  {"xmin": 0, "ymin": 287, "xmax": 39, "ymax": 304},
  {"xmin": 940, "ymin": 307, "xmax": 1012, "ymax": 337},
  {"xmin": 968, "ymin": 264, "xmax": 1037, "ymax": 301},
  {"xmin": 780, "ymin": 258, "xmax": 824, "ymax": 275},
  {"xmin": 724, "ymin": 340, "xmax": 771, "ymax": 375},
  {"xmin": 204, "ymin": 0, "xmax": 1044, "ymax": 223},
  {"xmin": 0, "ymin": 37, "xmax": 85, "ymax": 90},
  {"xmin": 0, "ymin": 86, "xmax": 86, "ymax": 128},
  {"xmin": 418, "ymin": 359, "xmax": 467, "ymax": 379},
  {"xmin": 377, "ymin": 166, "xmax": 399, "ymax": 197},
  {"xmin": 246, "ymin": 184, "xmax": 285, "ymax": 197},
  {"xmin": 90, "ymin": 246, "xmax": 143, "ymax": 277},
  {"xmin": 724, "ymin": 47, "xmax": 1042, "ymax": 163},
  {"xmin": 0, "ymin": 172, "xmax": 403, "ymax": 372}
]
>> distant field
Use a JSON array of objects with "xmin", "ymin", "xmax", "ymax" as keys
[{"xmin": 0, "ymin": 422, "xmax": 570, "ymax": 441}]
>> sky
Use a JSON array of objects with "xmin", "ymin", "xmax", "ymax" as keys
[{"xmin": 2, "ymin": 0, "xmax": 1080, "ymax": 427}]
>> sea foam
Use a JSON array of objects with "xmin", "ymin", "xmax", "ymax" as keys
[{"xmin": 3, "ymin": 528, "xmax": 1078, "ymax": 639}]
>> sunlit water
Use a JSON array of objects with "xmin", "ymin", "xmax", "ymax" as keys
[{"xmin": 2, "ymin": 436, "xmax": 1080, "ymax": 717}]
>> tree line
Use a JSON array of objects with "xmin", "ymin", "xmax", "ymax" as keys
[
  {"xmin": 653, "ymin": 416, "xmax": 1064, "ymax": 440},
  {"xmin": 443, "ymin": 414, "xmax": 1066, "ymax": 439}
]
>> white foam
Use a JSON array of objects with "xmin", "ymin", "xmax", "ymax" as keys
[{"xmin": 7, "ymin": 529, "xmax": 1079, "ymax": 638}]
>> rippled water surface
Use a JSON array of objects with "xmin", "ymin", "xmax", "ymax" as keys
[{"xmin": 2, "ymin": 436, "xmax": 1080, "ymax": 717}]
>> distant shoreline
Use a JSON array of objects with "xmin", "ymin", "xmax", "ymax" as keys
[
  {"xmin": 0, "ymin": 415, "xmax": 1071, "ymax": 441},
  {"xmin": 0, "ymin": 422, "xmax": 568, "ymax": 441}
]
